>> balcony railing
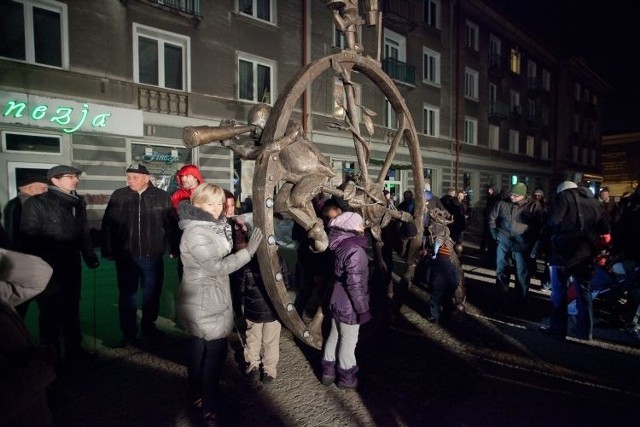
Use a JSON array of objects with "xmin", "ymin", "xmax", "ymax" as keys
[
  {"xmin": 381, "ymin": 0, "xmax": 417, "ymax": 32},
  {"xmin": 488, "ymin": 100, "xmax": 509, "ymax": 120},
  {"xmin": 138, "ymin": 87, "xmax": 188, "ymax": 116},
  {"xmin": 137, "ymin": 0, "xmax": 202, "ymax": 19},
  {"xmin": 382, "ymin": 57, "xmax": 416, "ymax": 86}
]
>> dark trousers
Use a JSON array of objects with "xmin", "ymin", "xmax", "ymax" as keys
[
  {"xmin": 115, "ymin": 255, "xmax": 164, "ymax": 339},
  {"xmin": 188, "ymin": 336, "xmax": 228, "ymax": 414},
  {"xmin": 549, "ymin": 265, "xmax": 594, "ymax": 339}
]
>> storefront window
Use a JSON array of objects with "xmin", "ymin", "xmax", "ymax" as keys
[
  {"xmin": 3, "ymin": 132, "xmax": 61, "ymax": 154},
  {"xmin": 131, "ymin": 142, "xmax": 192, "ymax": 192}
]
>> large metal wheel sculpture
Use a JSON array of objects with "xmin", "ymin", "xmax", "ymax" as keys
[{"xmin": 253, "ymin": 51, "xmax": 425, "ymax": 349}]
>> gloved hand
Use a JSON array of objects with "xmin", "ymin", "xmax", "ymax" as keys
[{"xmin": 246, "ymin": 227, "xmax": 263, "ymax": 256}]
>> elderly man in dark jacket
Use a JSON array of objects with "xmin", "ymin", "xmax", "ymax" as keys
[
  {"xmin": 3, "ymin": 175, "xmax": 48, "ymax": 251},
  {"xmin": 101, "ymin": 164, "xmax": 178, "ymax": 346},
  {"xmin": 542, "ymin": 181, "xmax": 608, "ymax": 341},
  {"xmin": 489, "ymin": 182, "xmax": 544, "ymax": 311},
  {"xmin": 20, "ymin": 165, "xmax": 99, "ymax": 362}
]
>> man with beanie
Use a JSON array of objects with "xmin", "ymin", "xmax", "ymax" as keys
[
  {"xmin": 3, "ymin": 175, "xmax": 48, "ymax": 251},
  {"xmin": 542, "ymin": 180, "xmax": 608, "ymax": 340},
  {"xmin": 101, "ymin": 164, "xmax": 178, "ymax": 346},
  {"xmin": 488, "ymin": 182, "xmax": 544, "ymax": 312},
  {"xmin": 20, "ymin": 165, "xmax": 99, "ymax": 363}
]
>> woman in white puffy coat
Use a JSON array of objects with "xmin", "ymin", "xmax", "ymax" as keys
[{"xmin": 177, "ymin": 183, "xmax": 262, "ymax": 423}]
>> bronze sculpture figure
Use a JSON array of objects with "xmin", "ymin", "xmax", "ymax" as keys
[{"xmin": 182, "ymin": 0, "xmax": 427, "ymax": 349}]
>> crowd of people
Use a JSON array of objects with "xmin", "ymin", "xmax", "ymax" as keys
[{"xmin": 2, "ymin": 161, "xmax": 639, "ymax": 425}]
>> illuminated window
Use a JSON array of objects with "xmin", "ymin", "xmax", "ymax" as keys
[
  {"xmin": 510, "ymin": 48, "xmax": 521, "ymax": 74},
  {"xmin": 239, "ymin": 0, "xmax": 274, "ymax": 23},
  {"xmin": 422, "ymin": 46, "xmax": 440, "ymax": 85},
  {"xmin": 238, "ymin": 53, "xmax": 275, "ymax": 104},
  {"xmin": 488, "ymin": 125, "xmax": 499, "ymax": 150},
  {"xmin": 422, "ymin": 104, "xmax": 439, "ymax": 137},
  {"xmin": 333, "ymin": 79, "xmax": 361, "ymax": 120},
  {"xmin": 464, "ymin": 67, "xmax": 478, "ymax": 99},
  {"xmin": 0, "ymin": 0, "xmax": 68, "ymax": 68},
  {"xmin": 384, "ymin": 99, "xmax": 398, "ymax": 130},
  {"xmin": 424, "ymin": 0, "xmax": 440, "ymax": 29},
  {"xmin": 509, "ymin": 130, "xmax": 519, "ymax": 154},
  {"xmin": 526, "ymin": 135, "xmax": 534, "ymax": 156},
  {"xmin": 133, "ymin": 24, "xmax": 190, "ymax": 91},
  {"xmin": 463, "ymin": 117, "xmax": 477, "ymax": 145},
  {"xmin": 465, "ymin": 20, "xmax": 479, "ymax": 50}
]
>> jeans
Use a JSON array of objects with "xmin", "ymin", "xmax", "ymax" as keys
[
  {"xmin": 115, "ymin": 255, "xmax": 164, "ymax": 338},
  {"xmin": 495, "ymin": 243, "xmax": 531, "ymax": 303},
  {"xmin": 188, "ymin": 337, "xmax": 227, "ymax": 414},
  {"xmin": 323, "ymin": 318, "xmax": 360, "ymax": 370},
  {"xmin": 549, "ymin": 265, "xmax": 593, "ymax": 339}
]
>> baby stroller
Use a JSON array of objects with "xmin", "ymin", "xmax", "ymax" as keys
[{"xmin": 571, "ymin": 249, "xmax": 640, "ymax": 339}]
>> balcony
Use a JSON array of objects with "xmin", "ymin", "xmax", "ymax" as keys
[
  {"xmin": 138, "ymin": 87, "xmax": 188, "ymax": 116},
  {"xmin": 488, "ymin": 53, "xmax": 507, "ymax": 78},
  {"xmin": 527, "ymin": 76, "xmax": 547, "ymax": 96},
  {"xmin": 381, "ymin": 0, "xmax": 417, "ymax": 32},
  {"xmin": 382, "ymin": 57, "xmax": 416, "ymax": 86},
  {"xmin": 488, "ymin": 100, "xmax": 509, "ymax": 122},
  {"xmin": 135, "ymin": 0, "xmax": 202, "ymax": 21}
]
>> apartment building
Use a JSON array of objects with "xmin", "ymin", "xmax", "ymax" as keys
[{"xmin": 0, "ymin": 0, "xmax": 608, "ymax": 228}]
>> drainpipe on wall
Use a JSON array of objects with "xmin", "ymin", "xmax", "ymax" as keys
[{"xmin": 453, "ymin": 0, "xmax": 461, "ymax": 190}]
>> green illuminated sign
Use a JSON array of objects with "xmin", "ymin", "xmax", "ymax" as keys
[
  {"xmin": 3, "ymin": 100, "xmax": 112, "ymax": 134},
  {"xmin": 0, "ymin": 91, "xmax": 144, "ymax": 137}
]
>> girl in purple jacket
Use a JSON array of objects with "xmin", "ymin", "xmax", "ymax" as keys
[{"xmin": 321, "ymin": 212, "xmax": 370, "ymax": 389}]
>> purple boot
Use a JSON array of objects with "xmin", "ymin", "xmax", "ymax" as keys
[
  {"xmin": 321, "ymin": 359, "xmax": 336, "ymax": 386},
  {"xmin": 337, "ymin": 365, "xmax": 359, "ymax": 389}
]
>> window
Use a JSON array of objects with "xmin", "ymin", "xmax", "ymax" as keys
[
  {"xmin": 510, "ymin": 90, "xmax": 520, "ymax": 114},
  {"xmin": 542, "ymin": 68, "xmax": 551, "ymax": 91},
  {"xmin": 384, "ymin": 99, "xmax": 397, "ymax": 130},
  {"xmin": 573, "ymin": 114, "xmax": 580, "ymax": 133},
  {"xmin": 424, "ymin": 0, "xmax": 440, "ymax": 29},
  {"xmin": 2, "ymin": 131, "xmax": 61, "ymax": 154},
  {"xmin": 238, "ymin": 0, "xmax": 274, "ymax": 23},
  {"xmin": 464, "ymin": 67, "xmax": 478, "ymax": 99},
  {"xmin": 526, "ymin": 135, "xmax": 534, "ymax": 156},
  {"xmin": 238, "ymin": 53, "xmax": 275, "ymax": 104},
  {"xmin": 541, "ymin": 139, "xmax": 549, "ymax": 160},
  {"xmin": 489, "ymin": 34, "xmax": 501, "ymax": 57},
  {"xmin": 422, "ymin": 104, "xmax": 439, "ymax": 137},
  {"xmin": 509, "ymin": 129, "xmax": 519, "ymax": 153},
  {"xmin": 488, "ymin": 124, "xmax": 500, "ymax": 150},
  {"xmin": 333, "ymin": 79, "xmax": 361, "ymax": 120},
  {"xmin": 510, "ymin": 48, "xmax": 521, "ymax": 74},
  {"xmin": 422, "ymin": 46, "xmax": 440, "ymax": 85},
  {"xmin": 463, "ymin": 117, "xmax": 477, "ymax": 145},
  {"xmin": 384, "ymin": 28, "xmax": 406, "ymax": 61},
  {"xmin": 574, "ymin": 82, "xmax": 581, "ymax": 101},
  {"xmin": 465, "ymin": 20, "xmax": 479, "ymax": 51},
  {"xmin": 526, "ymin": 99, "xmax": 535, "ymax": 119},
  {"xmin": 527, "ymin": 59, "xmax": 537, "ymax": 79},
  {"xmin": 0, "ymin": 0, "xmax": 68, "ymax": 68},
  {"xmin": 134, "ymin": 24, "xmax": 190, "ymax": 91},
  {"xmin": 489, "ymin": 83, "xmax": 497, "ymax": 104}
]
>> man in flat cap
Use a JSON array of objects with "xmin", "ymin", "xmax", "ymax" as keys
[
  {"xmin": 3, "ymin": 175, "xmax": 48, "ymax": 251},
  {"xmin": 101, "ymin": 164, "xmax": 178, "ymax": 347},
  {"xmin": 20, "ymin": 164, "xmax": 99, "ymax": 364}
]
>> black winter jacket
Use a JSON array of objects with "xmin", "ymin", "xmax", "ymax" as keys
[
  {"xmin": 101, "ymin": 184, "xmax": 177, "ymax": 259},
  {"xmin": 20, "ymin": 187, "xmax": 97, "ymax": 267},
  {"xmin": 235, "ymin": 256, "xmax": 293, "ymax": 323},
  {"xmin": 489, "ymin": 196, "xmax": 544, "ymax": 253}
]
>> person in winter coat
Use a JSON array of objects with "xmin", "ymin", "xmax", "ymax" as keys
[
  {"xmin": 236, "ymin": 255, "xmax": 293, "ymax": 385},
  {"xmin": 321, "ymin": 212, "xmax": 370, "ymax": 390},
  {"xmin": 101, "ymin": 164, "xmax": 178, "ymax": 346},
  {"xmin": 440, "ymin": 188, "xmax": 467, "ymax": 245},
  {"xmin": 20, "ymin": 165, "xmax": 99, "ymax": 362},
  {"xmin": 479, "ymin": 185, "xmax": 499, "ymax": 257},
  {"xmin": 3, "ymin": 175, "xmax": 48, "ymax": 251},
  {"xmin": 542, "ymin": 181, "xmax": 608, "ymax": 341},
  {"xmin": 488, "ymin": 182, "xmax": 544, "ymax": 310},
  {"xmin": 0, "ymin": 248, "xmax": 56, "ymax": 427},
  {"xmin": 424, "ymin": 245, "xmax": 460, "ymax": 324},
  {"xmin": 177, "ymin": 183, "xmax": 262, "ymax": 424},
  {"xmin": 171, "ymin": 164, "xmax": 205, "ymax": 209}
]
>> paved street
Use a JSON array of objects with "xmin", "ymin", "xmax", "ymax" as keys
[{"xmin": 47, "ymin": 223, "xmax": 640, "ymax": 427}]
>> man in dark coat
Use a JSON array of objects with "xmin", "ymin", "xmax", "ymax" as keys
[
  {"xmin": 3, "ymin": 175, "xmax": 48, "ymax": 251},
  {"xmin": 489, "ymin": 182, "xmax": 544, "ymax": 311},
  {"xmin": 543, "ymin": 181, "xmax": 608, "ymax": 341},
  {"xmin": 479, "ymin": 185, "xmax": 499, "ymax": 256},
  {"xmin": 101, "ymin": 164, "xmax": 178, "ymax": 346},
  {"xmin": 20, "ymin": 165, "xmax": 99, "ymax": 362},
  {"xmin": 440, "ymin": 188, "xmax": 466, "ymax": 245}
]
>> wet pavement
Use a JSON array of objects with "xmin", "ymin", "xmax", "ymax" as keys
[{"xmin": 49, "ymin": 225, "xmax": 640, "ymax": 426}]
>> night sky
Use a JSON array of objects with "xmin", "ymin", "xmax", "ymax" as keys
[{"xmin": 486, "ymin": 0, "xmax": 639, "ymax": 134}]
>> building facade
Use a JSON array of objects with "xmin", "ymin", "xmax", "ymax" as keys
[{"xmin": 0, "ymin": 0, "xmax": 608, "ymax": 229}]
